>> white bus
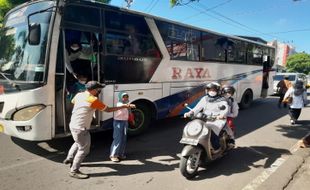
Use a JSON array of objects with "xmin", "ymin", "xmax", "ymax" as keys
[{"xmin": 0, "ymin": 0, "xmax": 275, "ymax": 141}]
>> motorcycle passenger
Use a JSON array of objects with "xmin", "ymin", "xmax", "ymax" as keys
[
  {"xmin": 222, "ymin": 85, "xmax": 239, "ymax": 146},
  {"xmin": 184, "ymin": 82, "xmax": 229, "ymax": 149}
]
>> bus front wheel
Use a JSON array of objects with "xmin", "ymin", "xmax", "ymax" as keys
[
  {"xmin": 128, "ymin": 103, "xmax": 151, "ymax": 136},
  {"xmin": 239, "ymin": 90, "xmax": 253, "ymax": 109}
]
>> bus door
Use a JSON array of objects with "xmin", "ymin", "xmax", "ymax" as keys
[
  {"xmin": 55, "ymin": 29, "xmax": 102, "ymax": 135},
  {"xmin": 261, "ymin": 55, "xmax": 271, "ymax": 98}
]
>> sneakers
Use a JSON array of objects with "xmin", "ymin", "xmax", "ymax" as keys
[
  {"xmin": 110, "ymin": 156, "xmax": 120, "ymax": 162},
  {"xmin": 290, "ymin": 119, "xmax": 296, "ymax": 125},
  {"xmin": 69, "ymin": 170, "xmax": 89, "ymax": 179}
]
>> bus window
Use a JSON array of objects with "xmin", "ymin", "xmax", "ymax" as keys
[
  {"xmin": 156, "ymin": 20, "xmax": 200, "ymax": 61},
  {"xmin": 227, "ymin": 39, "xmax": 246, "ymax": 64},
  {"xmin": 64, "ymin": 5, "xmax": 100, "ymax": 27},
  {"xmin": 201, "ymin": 33, "xmax": 225, "ymax": 62},
  {"xmin": 247, "ymin": 44, "xmax": 263, "ymax": 65}
]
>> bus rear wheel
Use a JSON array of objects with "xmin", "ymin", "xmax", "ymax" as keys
[
  {"xmin": 239, "ymin": 90, "xmax": 253, "ymax": 109},
  {"xmin": 128, "ymin": 103, "xmax": 151, "ymax": 136}
]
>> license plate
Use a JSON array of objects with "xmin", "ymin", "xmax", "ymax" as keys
[{"xmin": 0, "ymin": 124, "xmax": 4, "ymax": 133}]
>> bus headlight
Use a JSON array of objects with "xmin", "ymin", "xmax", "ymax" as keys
[{"xmin": 12, "ymin": 105, "xmax": 46, "ymax": 121}]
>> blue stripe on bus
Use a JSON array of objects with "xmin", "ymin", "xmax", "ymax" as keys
[{"xmin": 154, "ymin": 69, "xmax": 263, "ymax": 119}]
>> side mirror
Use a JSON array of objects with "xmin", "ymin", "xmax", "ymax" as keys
[{"xmin": 28, "ymin": 23, "xmax": 41, "ymax": 45}]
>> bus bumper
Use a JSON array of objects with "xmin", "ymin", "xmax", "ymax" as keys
[{"xmin": 0, "ymin": 106, "xmax": 52, "ymax": 141}]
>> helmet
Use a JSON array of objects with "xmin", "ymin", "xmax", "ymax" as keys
[
  {"xmin": 222, "ymin": 85, "xmax": 236, "ymax": 95},
  {"xmin": 205, "ymin": 82, "xmax": 221, "ymax": 93}
]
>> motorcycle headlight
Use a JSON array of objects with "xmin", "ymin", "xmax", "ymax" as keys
[
  {"xmin": 13, "ymin": 105, "xmax": 46, "ymax": 121},
  {"xmin": 186, "ymin": 122, "xmax": 203, "ymax": 136}
]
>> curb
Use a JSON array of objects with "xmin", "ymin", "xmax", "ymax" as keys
[{"xmin": 257, "ymin": 148, "xmax": 310, "ymax": 190}]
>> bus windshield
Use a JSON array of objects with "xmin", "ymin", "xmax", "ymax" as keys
[{"xmin": 0, "ymin": 1, "xmax": 54, "ymax": 92}]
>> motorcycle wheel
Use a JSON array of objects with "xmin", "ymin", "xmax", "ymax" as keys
[{"xmin": 179, "ymin": 148, "xmax": 201, "ymax": 179}]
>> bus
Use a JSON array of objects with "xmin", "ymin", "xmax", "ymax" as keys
[{"xmin": 0, "ymin": 0, "xmax": 275, "ymax": 141}]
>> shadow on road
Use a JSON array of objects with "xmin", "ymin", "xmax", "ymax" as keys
[
  {"xmin": 235, "ymin": 96, "xmax": 289, "ymax": 138},
  {"xmin": 191, "ymin": 145, "xmax": 291, "ymax": 180},
  {"xmin": 10, "ymin": 96, "xmax": 307, "ymax": 178}
]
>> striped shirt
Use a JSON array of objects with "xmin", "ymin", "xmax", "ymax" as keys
[{"xmin": 69, "ymin": 91, "xmax": 107, "ymax": 130}]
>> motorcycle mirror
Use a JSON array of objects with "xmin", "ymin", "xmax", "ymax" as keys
[{"xmin": 184, "ymin": 103, "xmax": 188, "ymax": 107}]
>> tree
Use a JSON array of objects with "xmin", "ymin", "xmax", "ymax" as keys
[
  {"xmin": 286, "ymin": 53, "xmax": 310, "ymax": 75},
  {"xmin": 170, "ymin": 0, "xmax": 199, "ymax": 7},
  {"xmin": 0, "ymin": 0, "xmax": 28, "ymax": 24}
]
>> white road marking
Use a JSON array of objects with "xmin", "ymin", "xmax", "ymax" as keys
[{"xmin": 241, "ymin": 139, "xmax": 302, "ymax": 190}]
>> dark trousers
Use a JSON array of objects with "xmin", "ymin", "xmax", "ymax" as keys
[
  {"xmin": 289, "ymin": 108, "xmax": 302, "ymax": 121},
  {"xmin": 278, "ymin": 94, "xmax": 287, "ymax": 107}
]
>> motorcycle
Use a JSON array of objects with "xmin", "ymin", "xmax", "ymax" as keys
[{"xmin": 179, "ymin": 104, "xmax": 234, "ymax": 179}]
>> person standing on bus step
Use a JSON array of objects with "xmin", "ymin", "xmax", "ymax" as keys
[
  {"xmin": 110, "ymin": 92, "xmax": 135, "ymax": 162},
  {"xmin": 283, "ymin": 80, "xmax": 307, "ymax": 125},
  {"xmin": 65, "ymin": 41, "xmax": 93, "ymax": 79},
  {"xmin": 222, "ymin": 85, "xmax": 239, "ymax": 141},
  {"xmin": 277, "ymin": 76, "xmax": 292, "ymax": 108},
  {"xmin": 63, "ymin": 81, "xmax": 135, "ymax": 179}
]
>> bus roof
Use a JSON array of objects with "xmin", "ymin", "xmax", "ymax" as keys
[{"xmin": 7, "ymin": 0, "xmax": 274, "ymax": 49}]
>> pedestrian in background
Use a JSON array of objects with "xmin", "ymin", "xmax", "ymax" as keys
[
  {"xmin": 110, "ymin": 92, "xmax": 135, "ymax": 162},
  {"xmin": 277, "ymin": 76, "xmax": 292, "ymax": 108},
  {"xmin": 283, "ymin": 80, "xmax": 307, "ymax": 125},
  {"xmin": 63, "ymin": 81, "xmax": 135, "ymax": 179}
]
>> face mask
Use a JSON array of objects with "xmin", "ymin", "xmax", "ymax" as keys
[
  {"xmin": 208, "ymin": 91, "xmax": 217, "ymax": 97},
  {"xmin": 224, "ymin": 94, "xmax": 231, "ymax": 98},
  {"xmin": 71, "ymin": 46, "xmax": 80, "ymax": 51},
  {"xmin": 78, "ymin": 80, "xmax": 87, "ymax": 84}
]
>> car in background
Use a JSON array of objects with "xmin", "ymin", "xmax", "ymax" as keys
[{"xmin": 273, "ymin": 72, "xmax": 307, "ymax": 94}]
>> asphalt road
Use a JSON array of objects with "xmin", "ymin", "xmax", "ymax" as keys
[{"xmin": 0, "ymin": 95, "xmax": 309, "ymax": 190}]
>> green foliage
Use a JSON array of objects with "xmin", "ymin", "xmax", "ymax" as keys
[
  {"xmin": 170, "ymin": 0, "xmax": 199, "ymax": 7},
  {"xmin": 286, "ymin": 53, "xmax": 310, "ymax": 75},
  {"xmin": 0, "ymin": 0, "xmax": 28, "ymax": 24}
]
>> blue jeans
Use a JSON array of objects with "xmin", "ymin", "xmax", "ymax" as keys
[{"xmin": 110, "ymin": 120, "xmax": 128, "ymax": 157}]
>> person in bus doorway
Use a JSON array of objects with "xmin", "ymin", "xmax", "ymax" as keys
[
  {"xmin": 63, "ymin": 81, "xmax": 135, "ymax": 179},
  {"xmin": 222, "ymin": 85, "xmax": 239, "ymax": 145},
  {"xmin": 110, "ymin": 92, "xmax": 135, "ymax": 162},
  {"xmin": 66, "ymin": 74, "xmax": 88, "ymax": 101},
  {"xmin": 277, "ymin": 75, "xmax": 292, "ymax": 108},
  {"xmin": 65, "ymin": 41, "xmax": 93, "ymax": 79},
  {"xmin": 283, "ymin": 80, "xmax": 307, "ymax": 125}
]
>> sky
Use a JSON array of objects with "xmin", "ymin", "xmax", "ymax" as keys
[{"xmin": 109, "ymin": 0, "xmax": 310, "ymax": 54}]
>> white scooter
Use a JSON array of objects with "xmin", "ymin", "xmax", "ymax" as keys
[{"xmin": 179, "ymin": 104, "xmax": 234, "ymax": 179}]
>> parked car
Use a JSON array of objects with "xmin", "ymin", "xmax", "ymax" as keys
[{"xmin": 273, "ymin": 72, "xmax": 307, "ymax": 94}]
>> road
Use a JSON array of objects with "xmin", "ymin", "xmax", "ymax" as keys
[{"xmin": 0, "ymin": 95, "xmax": 309, "ymax": 190}]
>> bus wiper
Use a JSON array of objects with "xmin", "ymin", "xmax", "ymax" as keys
[{"xmin": 0, "ymin": 72, "xmax": 21, "ymax": 91}]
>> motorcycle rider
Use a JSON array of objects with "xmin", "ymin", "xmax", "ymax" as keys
[
  {"xmin": 184, "ymin": 82, "xmax": 230, "ymax": 149},
  {"xmin": 222, "ymin": 85, "xmax": 239, "ymax": 146}
]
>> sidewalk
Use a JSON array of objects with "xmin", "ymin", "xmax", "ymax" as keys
[{"xmin": 257, "ymin": 138, "xmax": 310, "ymax": 190}]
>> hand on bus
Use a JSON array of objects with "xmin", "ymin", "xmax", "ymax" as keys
[{"xmin": 128, "ymin": 104, "xmax": 136, "ymax": 109}]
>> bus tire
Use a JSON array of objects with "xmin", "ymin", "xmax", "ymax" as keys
[
  {"xmin": 239, "ymin": 90, "xmax": 253, "ymax": 109},
  {"xmin": 128, "ymin": 103, "xmax": 151, "ymax": 136}
]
